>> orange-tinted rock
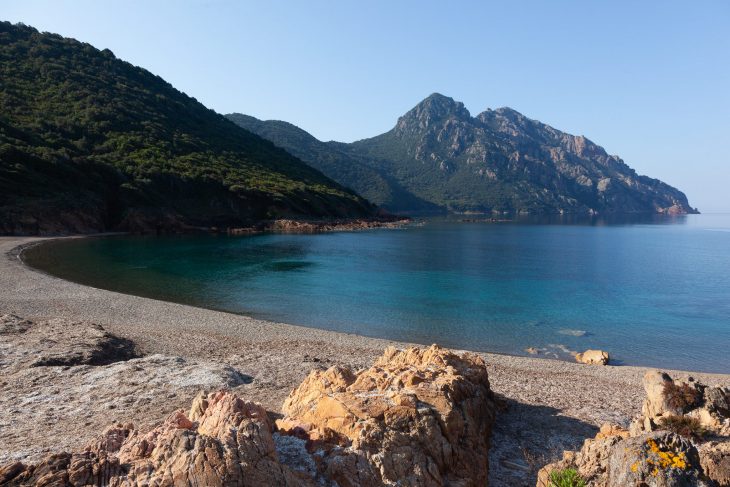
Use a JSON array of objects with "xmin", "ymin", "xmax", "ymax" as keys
[
  {"xmin": 1, "ymin": 391, "xmax": 309, "ymax": 486},
  {"xmin": 575, "ymin": 349, "xmax": 610, "ymax": 365},
  {"xmin": 279, "ymin": 344, "xmax": 496, "ymax": 487}
]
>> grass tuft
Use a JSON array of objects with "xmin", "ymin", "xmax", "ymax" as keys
[
  {"xmin": 658, "ymin": 415, "xmax": 707, "ymax": 441},
  {"xmin": 663, "ymin": 382, "xmax": 702, "ymax": 413},
  {"xmin": 548, "ymin": 468, "xmax": 586, "ymax": 487}
]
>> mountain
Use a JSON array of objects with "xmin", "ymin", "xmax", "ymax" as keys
[
  {"xmin": 0, "ymin": 22, "xmax": 376, "ymax": 235},
  {"xmin": 231, "ymin": 94, "xmax": 696, "ymax": 215},
  {"xmin": 225, "ymin": 114, "xmax": 440, "ymax": 213}
]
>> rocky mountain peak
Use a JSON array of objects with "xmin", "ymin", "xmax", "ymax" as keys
[{"xmin": 397, "ymin": 93, "xmax": 472, "ymax": 132}]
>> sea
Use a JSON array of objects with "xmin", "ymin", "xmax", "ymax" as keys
[{"xmin": 23, "ymin": 214, "xmax": 730, "ymax": 373}]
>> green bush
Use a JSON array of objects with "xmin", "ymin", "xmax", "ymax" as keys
[{"xmin": 548, "ymin": 468, "xmax": 586, "ymax": 487}]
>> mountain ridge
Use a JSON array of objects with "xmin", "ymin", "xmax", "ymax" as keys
[{"xmin": 229, "ymin": 93, "xmax": 697, "ymax": 215}]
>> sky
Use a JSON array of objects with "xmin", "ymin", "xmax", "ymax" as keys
[{"xmin": 4, "ymin": 1, "xmax": 729, "ymax": 211}]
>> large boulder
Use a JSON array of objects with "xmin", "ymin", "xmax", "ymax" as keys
[
  {"xmin": 575, "ymin": 350, "xmax": 610, "ymax": 365},
  {"xmin": 642, "ymin": 370, "xmax": 678, "ymax": 418},
  {"xmin": 0, "ymin": 345, "xmax": 497, "ymax": 487},
  {"xmin": 699, "ymin": 439, "xmax": 730, "ymax": 487},
  {"xmin": 278, "ymin": 344, "xmax": 496, "ymax": 487},
  {"xmin": 0, "ymin": 391, "xmax": 310, "ymax": 486},
  {"xmin": 634, "ymin": 370, "xmax": 729, "ymax": 436},
  {"xmin": 537, "ymin": 430, "xmax": 713, "ymax": 487},
  {"xmin": 0, "ymin": 314, "xmax": 138, "ymax": 371},
  {"xmin": 539, "ymin": 370, "xmax": 730, "ymax": 487},
  {"xmin": 606, "ymin": 431, "xmax": 712, "ymax": 486}
]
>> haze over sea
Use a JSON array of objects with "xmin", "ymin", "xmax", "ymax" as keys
[{"xmin": 26, "ymin": 214, "xmax": 730, "ymax": 373}]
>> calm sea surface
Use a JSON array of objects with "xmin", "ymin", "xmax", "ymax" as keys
[{"xmin": 24, "ymin": 214, "xmax": 730, "ymax": 372}]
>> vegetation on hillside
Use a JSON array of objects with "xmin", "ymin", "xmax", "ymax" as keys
[
  {"xmin": 226, "ymin": 114, "xmax": 440, "ymax": 213},
  {"xmin": 0, "ymin": 22, "xmax": 375, "ymax": 234},
  {"xmin": 232, "ymin": 94, "xmax": 697, "ymax": 215}
]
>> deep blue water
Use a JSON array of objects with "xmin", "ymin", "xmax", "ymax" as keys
[{"xmin": 24, "ymin": 214, "xmax": 730, "ymax": 372}]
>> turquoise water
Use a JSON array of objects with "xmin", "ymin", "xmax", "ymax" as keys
[{"xmin": 24, "ymin": 214, "xmax": 730, "ymax": 372}]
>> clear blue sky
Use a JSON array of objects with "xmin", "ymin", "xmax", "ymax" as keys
[{"xmin": 4, "ymin": 0, "xmax": 729, "ymax": 211}]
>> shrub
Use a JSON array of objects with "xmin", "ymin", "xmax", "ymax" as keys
[
  {"xmin": 658, "ymin": 415, "xmax": 707, "ymax": 441},
  {"xmin": 548, "ymin": 468, "xmax": 586, "ymax": 487},
  {"xmin": 663, "ymin": 381, "xmax": 702, "ymax": 413}
]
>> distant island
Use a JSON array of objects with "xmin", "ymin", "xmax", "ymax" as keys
[{"xmin": 229, "ymin": 93, "xmax": 698, "ymax": 216}]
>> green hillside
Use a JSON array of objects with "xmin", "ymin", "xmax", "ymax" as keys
[
  {"xmin": 0, "ymin": 22, "xmax": 375, "ymax": 234},
  {"xmin": 226, "ymin": 114, "xmax": 440, "ymax": 213}
]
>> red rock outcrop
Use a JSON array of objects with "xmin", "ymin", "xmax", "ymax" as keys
[
  {"xmin": 1, "ymin": 391, "xmax": 309, "ymax": 486},
  {"xmin": 277, "ymin": 344, "xmax": 496, "ymax": 487}
]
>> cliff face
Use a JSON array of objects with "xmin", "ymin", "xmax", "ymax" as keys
[
  {"xmin": 231, "ymin": 94, "xmax": 697, "ymax": 215},
  {"xmin": 348, "ymin": 94, "xmax": 696, "ymax": 214}
]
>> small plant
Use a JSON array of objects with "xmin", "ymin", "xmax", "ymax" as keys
[
  {"xmin": 658, "ymin": 415, "xmax": 707, "ymax": 441},
  {"xmin": 548, "ymin": 468, "xmax": 586, "ymax": 487},
  {"xmin": 663, "ymin": 381, "xmax": 702, "ymax": 413}
]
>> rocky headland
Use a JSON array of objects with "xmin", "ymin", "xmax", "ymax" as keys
[{"xmin": 229, "ymin": 94, "xmax": 698, "ymax": 216}]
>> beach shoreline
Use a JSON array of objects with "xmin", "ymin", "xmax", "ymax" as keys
[{"xmin": 2, "ymin": 235, "xmax": 729, "ymax": 485}]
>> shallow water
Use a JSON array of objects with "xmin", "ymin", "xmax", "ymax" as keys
[{"xmin": 24, "ymin": 214, "xmax": 730, "ymax": 372}]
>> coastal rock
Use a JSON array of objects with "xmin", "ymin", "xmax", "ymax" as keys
[
  {"xmin": 536, "ymin": 424, "xmax": 627, "ymax": 486},
  {"xmin": 634, "ymin": 370, "xmax": 728, "ymax": 435},
  {"xmin": 0, "ymin": 351, "xmax": 250, "ymax": 465},
  {"xmin": 0, "ymin": 315, "xmax": 138, "ymax": 372},
  {"xmin": 699, "ymin": 439, "xmax": 730, "ymax": 487},
  {"xmin": 642, "ymin": 370, "xmax": 678, "ymax": 418},
  {"xmin": 539, "ymin": 370, "xmax": 730, "ymax": 487},
  {"xmin": 278, "ymin": 344, "xmax": 496, "ymax": 486},
  {"xmin": 606, "ymin": 432, "xmax": 711, "ymax": 486},
  {"xmin": 0, "ymin": 391, "xmax": 308, "ymax": 486},
  {"xmin": 1, "ymin": 346, "xmax": 496, "ymax": 487},
  {"xmin": 537, "ymin": 431, "xmax": 712, "ymax": 487},
  {"xmin": 575, "ymin": 349, "xmax": 610, "ymax": 365},
  {"xmin": 227, "ymin": 217, "xmax": 408, "ymax": 235}
]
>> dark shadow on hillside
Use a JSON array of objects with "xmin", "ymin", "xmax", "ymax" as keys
[{"xmin": 489, "ymin": 394, "xmax": 599, "ymax": 487}]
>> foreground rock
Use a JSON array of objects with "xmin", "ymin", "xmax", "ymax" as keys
[
  {"xmin": 278, "ymin": 344, "xmax": 496, "ymax": 486},
  {"xmin": 0, "ymin": 345, "xmax": 496, "ymax": 486},
  {"xmin": 575, "ymin": 349, "xmax": 610, "ymax": 366},
  {"xmin": 538, "ymin": 370, "xmax": 730, "ymax": 486},
  {"xmin": 0, "ymin": 314, "xmax": 138, "ymax": 372},
  {"xmin": 0, "ymin": 391, "xmax": 307, "ymax": 486},
  {"xmin": 0, "ymin": 315, "xmax": 251, "ymax": 465}
]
